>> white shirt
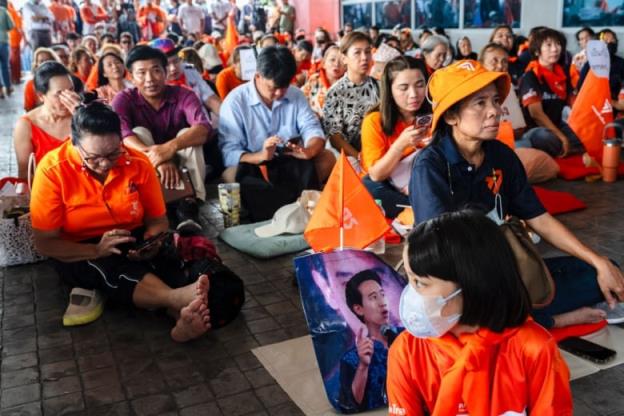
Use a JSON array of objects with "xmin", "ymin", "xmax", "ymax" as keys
[
  {"xmin": 210, "ymin": 0, "xmax": 232, "ymax": 31},
  {"xmin": 22, "ymin": 1, "xmax": 53, "ymax": 33},
  {"xmin": 183, "ymin": 65, "xmax": 216, "ymax": 104},
  {"xmin": 177, "ymin": 3, "xmax": 203, "ymax": 34}
]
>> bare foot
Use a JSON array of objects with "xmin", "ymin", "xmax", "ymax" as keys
[
  {"xmin": 170, "ymin": 274, "xmax": 210, "ymax": 311},
  {"xmin": 196, "ymin": 274, "xmax": 209, "ymax": 306},
  {"xmin": 171, "ymin": 297, "xmax": 211, "ymax": 342},
  {"xmin": 553, "ymin": 307, "xmax": 607, "ymax": 328}
]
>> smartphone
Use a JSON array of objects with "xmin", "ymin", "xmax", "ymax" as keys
[
  {"xmin": 559, "ymin": 337, "xmax": 616, "ymax": 364},
  {"xmin": 131, "ymin": 232, "xmax": 169, "ymax": 256},
  {"xmin": 287, "ymin": 136, "xmax": 303, "ymax": 146},
  {"xmin": 415, "ymin": 114, "xmax": 433, "ymax": 128}
]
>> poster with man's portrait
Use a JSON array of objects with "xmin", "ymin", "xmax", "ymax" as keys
[{"xmin": 294, "ymin": 249, "xmax": 407, "ymax": 413}]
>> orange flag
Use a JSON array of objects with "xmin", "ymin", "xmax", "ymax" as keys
[
  {"xmin": 568, "ymin": 40, "xmax": 614, "ymax": 160},
  {"xmin": 304, "ymin": 151, "xmax": 390, "ymax": 252},
  {"xmin": 497, "ymin": 120, "xmax": 515, "ymax": 149},
  {"xmin": 223, "ymin": 14, "xmax": 239, "ymax": 62}
]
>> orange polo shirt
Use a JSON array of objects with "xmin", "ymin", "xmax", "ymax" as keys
[
  {"xmin": 30, "ymin": 141, "xmax": 166, "ymax": 242},
  {"xmin": 387, "ymin": 320, "xmax": 572, "ymax": 416},
  {"xmin": 360, "ymin": 111, "xmax": 415, "ymax": 173},
  {"xmin": 215, "ymin": 65, "xmax": 245, "ymax": 99}
]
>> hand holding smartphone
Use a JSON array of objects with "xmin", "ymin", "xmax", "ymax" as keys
[{"xmin": 127, "ymin": 232, "xmax": 169, "ymax": 260}]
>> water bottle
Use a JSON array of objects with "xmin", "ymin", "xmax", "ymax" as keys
[{"xmin": 367, "ymin": 199, "xmax": 386, "ymax": 255}]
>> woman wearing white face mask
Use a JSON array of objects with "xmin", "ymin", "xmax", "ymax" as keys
[{"xmin": 387, "ymin": 210, "xmax": 573, "ymax": 415}]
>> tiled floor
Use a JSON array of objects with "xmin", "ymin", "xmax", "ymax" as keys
[{"xmin": 2, "ymin": 84, "xmax": 624, "ymax": 415}]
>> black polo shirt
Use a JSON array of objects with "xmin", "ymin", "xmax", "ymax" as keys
[
  {"xmin": 518, "ymin": 70, "xmax": 569, "ymax": 129},
  {"xmin": 409, "ymin": 133, "xmax": 546, "ymax": 224}
]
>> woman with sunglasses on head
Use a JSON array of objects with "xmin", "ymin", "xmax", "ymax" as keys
[
  {"xmin": 30, "ymin": 95, "xmax": 213, "ymax": 342},
  {"xmin": 13, "ymin": 61, "xmax": 74, "ymax": 179},
  {"xmin": 387, "ymin": 209, "xmax": 573, "ymax": 415},
  {"xmin": 409, "ymin": 59, "xmax": 624, "ymax": 331},
  {"xmin": 360, "ymin": 56, "xmax": 431, "ymax": 218}
]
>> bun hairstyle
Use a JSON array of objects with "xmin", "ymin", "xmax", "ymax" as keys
[{"xmin": 71, "ymin": 91, "xmax": 122, "ymax": 146}]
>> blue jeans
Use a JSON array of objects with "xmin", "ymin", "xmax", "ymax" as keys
[
  {"xmin": 517, "ymin": 122, "xmax": 585, "ymax": 157},
  {"xmin": 0, "ymin": 42, "xmax": 9, "ymax": 89},
  {"xmin": 362, "ymin": 175, "xmax": 408, "ymax": 219},
  {"xmin": 531, "ymin": 256, "xmax": 605, "ymax": 328}
]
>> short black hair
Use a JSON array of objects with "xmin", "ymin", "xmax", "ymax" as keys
[
  {"xmin": 370, "ymin": 25, "xmax": 379, "ymax": 32},
  {"xmin": 71, "ymin": 92, "xmax": 122, "ymax": 145},
  {"xmin": 529, "ymin": 27, "xmax": 566, "ymax": 58},
  {"xmin": 407, "ymin": 210, "xmax": 530, "ymax": 332},
  {"xmin": 575, "ymin": 26, "xmax": 595, "ymax": 41},
  {"xmin": 256, "ymin": 46, "xmax": 296, "ymax": 88},
  {"xmin": 125, "ymin": 45, "xmax": 167, "ymax": 71},
  {"xmin": 100, "ymin": 33, "xmax": 116, "ymax": 44},
  {"xmin": 66, "ymin": 32, "xmax": 81, "ymax": 41},
  {"xmin": 34, "ymin": 61, "xmax": 72, "ymax": 94},
  {"xmin": 345, "ymin": 270, "xmax": 382, "ymax": 323},
  {"xmin": 295, "ymin": 40, "xmax": 313, "ymax": 55}
]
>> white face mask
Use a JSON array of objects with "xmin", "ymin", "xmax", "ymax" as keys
[
  {"xmin": 486, "ymin": 193, "xmax": 504, "ymax": 225},
  {"xmin": 399, "ymin": 284, "xmax": 462, "ymax": 338}
]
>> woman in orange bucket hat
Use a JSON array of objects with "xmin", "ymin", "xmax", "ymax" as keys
[{"xmin": 409, "ymin": 59, "xmax": 624, "ymax": 331}]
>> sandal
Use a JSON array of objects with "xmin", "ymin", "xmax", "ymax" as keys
[{"xmin": 62, "ymin": 288, "xmax": 106, "ymax": 327}]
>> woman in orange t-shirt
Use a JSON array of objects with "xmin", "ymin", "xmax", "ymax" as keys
[
  {"xmin": 14, "ymin": 62, "xmax": 73, "ymax": 179},
  {"xmin": 388, "ymin": 210, "xmax": 573, "ymax": 416},
  {"xmin": 30, "ymin": 98, "xmax": 214, "ymax": 342},
  {"xmin": 360, "ymin": 56, "xmax": 431, "ymax": 218}
]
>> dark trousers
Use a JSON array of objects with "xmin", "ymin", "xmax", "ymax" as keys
[
  {"xmin": 531, "ymin": 256, "xmax": 605, "ymax": 328},
  {"xmin": 517, "ymin": 122, "xmax": 584, "ymax": 157},
  {"xmin": 362, "ymin": 175, "xmax": 409, "ymax": 219},
  {"xmin": 29, "ymin": 29, "xmax": 52, "ymax": 51},
  {"xmin": 9, "ymin": 45, "xmax": 20, "ymax": 83}
]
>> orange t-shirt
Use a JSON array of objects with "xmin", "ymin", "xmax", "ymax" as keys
[
  {"xmin": 85, "ymin": 63, "xmax": 99, "ymax": 91},
  {"xmin": 387, "ymin": 320, "xmax": 573, "ymax": 416},
  {"xmin": 137, "ymin": 5, "xmax": 166, "ymax": 38},
  {"xmin": 80, "ymin": 4, "xmax": 107, "ymax": 25},
  {"xmin": 24, "ymin": 79, "xmax": 39, "ymax": 112},
  {"xmin": 49, "ymin": 2, "xmax": 71, "ymax": 24},
  {"xmin": 215, "ymin": 66, "xmax": 245, "ymax": 99},
  {"xmin": 360, "ymin": 111, "xmax": 416, "ymax": 173},
  {"xmin": 7, "ymin": 2, "xmax": 22, "ymax": 48},
  {"xmin": 30, "ymin": 141, "xmax": 166, "ymax": 242}
]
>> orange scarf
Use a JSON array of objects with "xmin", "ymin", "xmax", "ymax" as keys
[
  {"xmin": 526, "ymin": 60, "xmax": 567, "ymax": 100},
  {"xmin": 429, "ymin": 326, "xmax": 521, "ymax": 415},
  {"xmin": 319, "ymin": 68, "xmax": 331, "ymax": 90},
  {"xmin": 167, "ymin": 72, "xmax": 187, "ymax": 88}
]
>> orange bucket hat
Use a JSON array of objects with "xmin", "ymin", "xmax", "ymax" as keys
[{"xmin": 428, "ymin": 60, "xmax": 511, "ymax": 133}]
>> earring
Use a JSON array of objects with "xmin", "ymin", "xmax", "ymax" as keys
[{"xmin": 81, "ymin": 163, "xmax": 87, "ymax": 172}]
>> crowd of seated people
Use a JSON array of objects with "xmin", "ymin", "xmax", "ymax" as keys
[{"xmin": 6, "ymin": 2, "xmax": 624, "ymax": 406}]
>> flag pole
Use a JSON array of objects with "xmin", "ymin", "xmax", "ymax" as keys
[{"xmin": 339, "ymin": 151, "xmax": 345, "ymax": 251}]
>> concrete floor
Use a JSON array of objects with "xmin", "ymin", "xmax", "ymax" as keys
[{"xmin": 1, "ymin": 84, "xmax": 624, "ymax": 415}]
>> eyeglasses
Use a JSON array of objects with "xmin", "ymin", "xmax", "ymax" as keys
[{"xmin": 77, "ymin": 144, "xmax": 125, "ymax": 165}]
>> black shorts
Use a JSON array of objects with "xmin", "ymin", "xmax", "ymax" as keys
[{"xmin": 52, "ymin": 232, "xmax": 192, "ymax": 306}]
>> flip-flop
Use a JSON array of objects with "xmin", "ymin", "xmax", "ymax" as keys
[{"xmin": 62, "ymin": 288, "xmax": 106, "ymax": 327}]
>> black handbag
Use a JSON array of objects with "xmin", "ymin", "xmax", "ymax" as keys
[{"xmin": 235, "ymin": 156, "xmax": 321, "ymax": 222}]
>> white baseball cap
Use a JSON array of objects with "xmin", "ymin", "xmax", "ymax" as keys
[{"xmin": 254, "ymin": 202, "xmax": 310, "ymax": 238}]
